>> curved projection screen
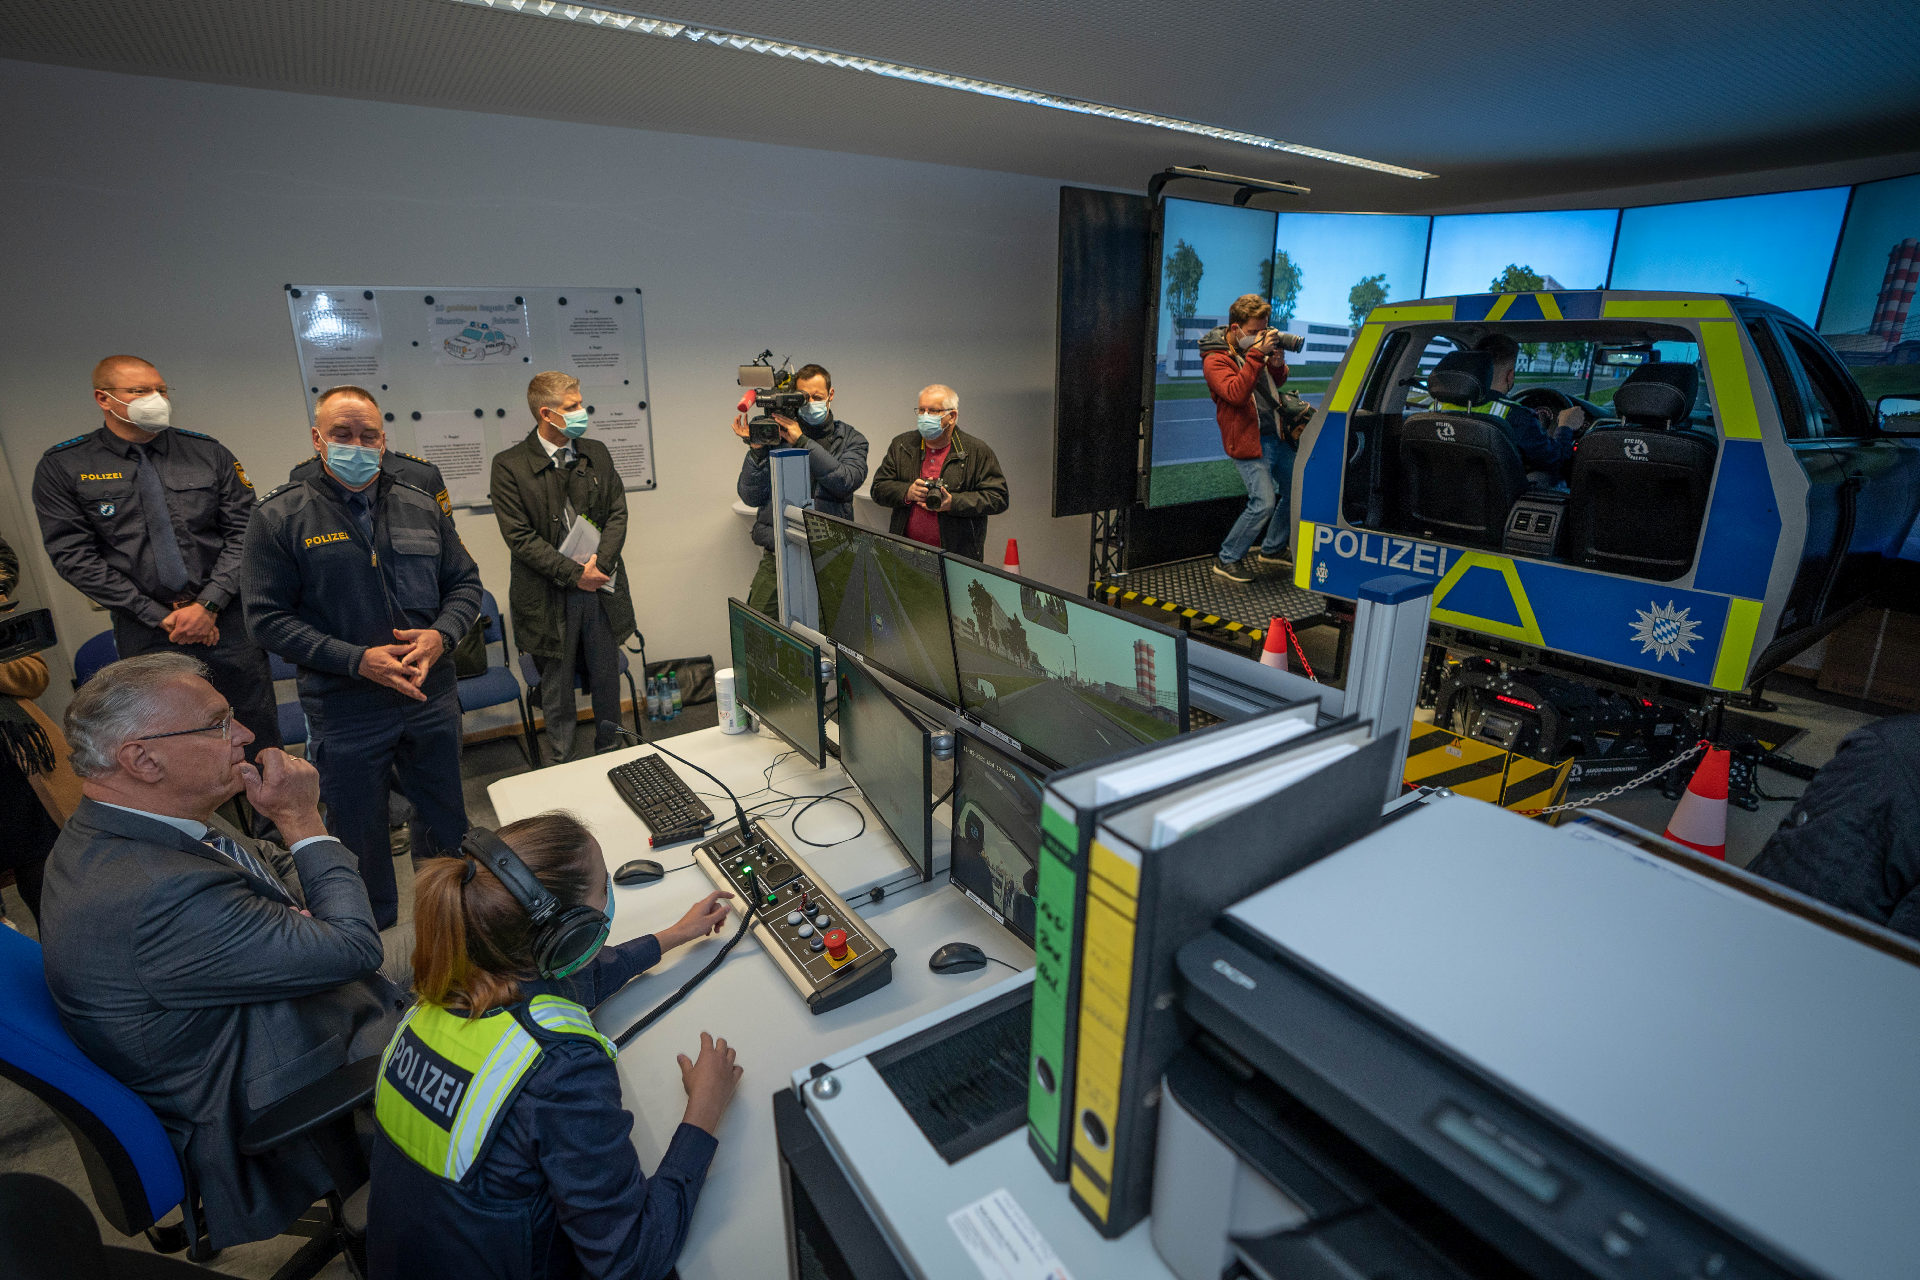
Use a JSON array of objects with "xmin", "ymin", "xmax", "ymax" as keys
[
  {"xmin": 1423, "ymin": 209, "xmax": 1620, "ymax": 299},
  {"xmin": 1609, "ymin": 187, "xmax": 1850, "ymax": 323}
]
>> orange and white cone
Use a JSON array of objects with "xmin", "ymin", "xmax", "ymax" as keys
[
  {"xmin": 1004, "ymin": 539, "xmax": 1021, "ymax": 574},
  {"xmin": 1260, "ymin": 618, "xmax": 1288, "ymax": 671},
  {"xmin": 1663, "ymin": 746, "xmax": 1730, "ymax": 860}
]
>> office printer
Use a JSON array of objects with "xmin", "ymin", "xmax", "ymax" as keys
[{"xmin": 1160, "ymin": 797, "xmax": 1920, "ymax": 1280}]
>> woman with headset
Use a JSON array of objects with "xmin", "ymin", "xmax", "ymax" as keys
[{"xmin": 367, "ymin": 811, "xmax": 739, "ymax": 1279}]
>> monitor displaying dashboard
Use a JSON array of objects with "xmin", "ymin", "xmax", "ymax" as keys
[
  {"xmin": 726, "ymin": 597, "xmax": 827, "ymax": 766},
  {"xmin": 835, "ymin": 650, "xmax": 934, "ymax": 882},
  {"xmin": 804, "ymin": 509, "xmax": 962, "ymax": 707},
  {"xmin": 949, "ymin": 727, "xmax": 1049, "ymax": 947},
  {"xmin": 942, "ymin": 556, "xmax": 1187, "ymax": 771}
]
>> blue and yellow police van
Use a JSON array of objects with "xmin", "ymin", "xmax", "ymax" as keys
[{"xmin": 1291, "ymin": 290, "xmax": 1920, "ymax": 774}]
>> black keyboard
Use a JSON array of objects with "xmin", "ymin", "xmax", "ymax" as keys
[{"xmin": 608, "ymin": 755, "xmax": 714, "ymax": 842}]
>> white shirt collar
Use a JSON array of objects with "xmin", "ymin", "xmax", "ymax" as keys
[
  {"xmin": 95, "ymin": 800, "xmax": 208, "ymax": 841},
  {"xmin": 538, "ymin": 430, "xmax": 571, "ymax": 461}
]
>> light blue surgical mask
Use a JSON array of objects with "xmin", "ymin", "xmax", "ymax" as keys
[
  {"xmin": 560, "ymin": 408, "xmax": 591, "ymax": 439},
  {"xmin": 799, "ymin": 399, "xmax": 830, "ymax": 426},
  {"xmin": 603, "ymin": 871, "xmax": 615, "ymax": 925},
  {"xmin": 916, "ymin": 412, "xmax": 946, "ymax": 441},
  {"xmin": 324, "ymin": 442, "xmax": 381, "ymax": 488}
]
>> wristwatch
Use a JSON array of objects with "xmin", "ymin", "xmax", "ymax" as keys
[{"xmin": 197, "ymin": 598, "xmax": 221, "ymax": 615}]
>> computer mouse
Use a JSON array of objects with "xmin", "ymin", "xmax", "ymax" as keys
[
  {"xmin": 928, "ymin": 941, "xmax": 988, "ymax": 974},
  {"xmin": 613, "ymin": 858, "xmax": 665, "ymax": 886}
]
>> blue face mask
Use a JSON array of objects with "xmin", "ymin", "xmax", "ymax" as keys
[
  {"xmin": 916, "ymin": 412, "xmax": 946, "ymax": 441},
  {"xmin": 324, "ymin": 442, "xmax": 381, "ymax": 488},
  {"xmin": 603, "ymin": 871, "xmax": 615, "ymax": 925},
  {"xmin": 560, "ymin": 408, "xmax": 591, "ymax": 439},
  {"xmin": 799, "ymin": 399, "xmax": 830, "ymax": 426}
]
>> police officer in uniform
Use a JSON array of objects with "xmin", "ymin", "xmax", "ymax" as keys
[
  {"xmin": 290, "ymin": 446, "xmax": 452, "ymax": 517},
  {"xmin": 242, "ymin": 385, "xmax": 482, "ymax": 928},
  {"xmin": 33, "ymin": 354, "xmax": 281, "ymax": 759},
  {"xmin": 367, "ymin": 812, "xmax": 738, "ymax": 1279}
]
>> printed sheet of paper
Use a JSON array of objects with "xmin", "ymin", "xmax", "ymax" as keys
[
  {"xmin": 946, "ymin": 1189, "xmax": 1074, "ymax": 1280},
  {"xmin": 430, "ymin": 293, "xmax": 530, "ymax": 366},
  {"xmin": 562, "ymin": 301, "xmax": 629, "ymax": 379},
  {"xmin": 412, "ymin": 411, "xmax": 490, "ymax": 507},
  {"xmin": 584, "ymin": 393, "xmax": 655, "ymax": 491},
  {"xmin": 292, "ymin": 288, "xmax": 385, "ymax": 384}
]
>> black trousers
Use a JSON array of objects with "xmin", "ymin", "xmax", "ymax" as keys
[
  {"xmin": 533, "ymin": 590, "xmax": 623, "ymax": 765},
  {"xmin": 111, "ymin": 610, "xmax": 283, "ymax": 761},
  {"xmin": 305, "ymin": 685, "xmax": 467, "ymax": 929}
]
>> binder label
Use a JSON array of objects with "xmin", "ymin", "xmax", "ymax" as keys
[{"xmin": 1067, "ymin": 841, "xmax": 1139, "ymax": 1225}]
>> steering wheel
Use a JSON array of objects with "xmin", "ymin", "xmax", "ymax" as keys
[{"xmin": 1513, "ymin": 387, "xmax": 1574, "ymax": 415}]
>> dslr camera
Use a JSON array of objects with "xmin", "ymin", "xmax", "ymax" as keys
[
  {"xmin": 1268, "ymin": 328, "xmax": 1305, "ymax": 353},
  {"xmin": 737, "ymin": 350, "xmax": 809, "ymax": 448}
]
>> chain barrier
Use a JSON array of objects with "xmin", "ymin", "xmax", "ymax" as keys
[{"xmin": 1531, "ymin": 739, "xmax": 1709, "ymax": 815}]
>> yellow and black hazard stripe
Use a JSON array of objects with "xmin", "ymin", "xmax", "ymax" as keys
[
  {"xmin": 1091, "ymin": 581, "xmax": 1265, "ymax": 641},
  {"xmin": 1499, "ymin": 754, "xmax": 1574, "ymax": 815},
  {"xmin": 1401, "ymin": 725, "xmax": 1507, "ymax": 802}
]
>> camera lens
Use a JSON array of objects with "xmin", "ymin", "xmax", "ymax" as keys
[{"xmin": 1277, "ymin": 331, "xmax": 1305, "ymax": 353}]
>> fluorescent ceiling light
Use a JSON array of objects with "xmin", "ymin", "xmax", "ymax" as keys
[{"xmin": 445, "ymin": 0, "xmax": 1434, "ymax": 179}]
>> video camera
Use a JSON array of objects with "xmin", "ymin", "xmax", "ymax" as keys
[
  {"xmin": 737, "ymin": 350, "xmax": 807, "ymax": 449},
  {"xmin": 0, "ymin": 607, "xmax": 56, "ymax": 665}
]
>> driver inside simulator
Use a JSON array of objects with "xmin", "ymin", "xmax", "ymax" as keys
[{"xmin": 949, "ymin": 729, "xmax": 1046, "ymax": 945}]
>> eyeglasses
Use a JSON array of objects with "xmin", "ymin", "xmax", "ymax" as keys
[
  {"xmin": 103, "ymin": 385, "xmax": 172, "ymax": 398},
  {"xmin": 914, "ymin": 406, "xmax": 954, "ymax": 416},
  {"xmin": 136, "ymin": 707, "xmax": 234, "ymax": 743}
]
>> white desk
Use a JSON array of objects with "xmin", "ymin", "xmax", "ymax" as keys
[{"xmin": 489, "ymin": 725, "xmax": 1033, "ymax": 1280}]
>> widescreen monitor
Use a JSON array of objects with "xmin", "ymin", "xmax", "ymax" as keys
[
  {"xmin": 1818, "ymin": 172, "xmax": 1920, "ymax": 405},
  {"xmin": 942, "ymin": 557, "xmax": 1187, "ymax": 770},
  {"xmin": 836, "ymin": 651, "xmax": 934, "ymax": 882},
  {"xmin": 1610, "ymin": 187, "xmax": 1850, "ymax": 325},
  {"xmin": 1423, "ymin": 208, "xmax": 1619, "ymax": 299},
  {"xmin": 949, "ymin": 727, "xmax": 1048, "ymax": 947},
  {"xmin": 803, "ymin": 509, "xmax": 961, "ymax": 706},
  {"xmin": 726, "ymin": 597, "xmax": 827, "ymax": 766}
]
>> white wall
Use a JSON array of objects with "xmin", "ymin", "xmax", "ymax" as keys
[{"xmin": 0, "ymin": 60, "xmax": 1084, "ymax": 719}]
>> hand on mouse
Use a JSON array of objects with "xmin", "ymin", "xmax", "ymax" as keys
[{"xmin": 657, "ymin": 890, "xmax": 734, "ymax": 950}]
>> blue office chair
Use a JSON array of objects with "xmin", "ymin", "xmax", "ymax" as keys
[
  {"xmin": 518, "ymin": 643, "xmax": 644, "ymax": 758},
  {"xmin": 72, "ymin": 630, "xmax": 118, "ymax": 687},
  {"xmin": 267, "ymin": 652, "xmax": 309, "ymax": 747},
  {"xmin": 0, "ymin": 926, "xmax": 374, "ymax": 1276},
  {"xmin": 458, "ymin": 590, "xmax": 538, "ymax": 767}
]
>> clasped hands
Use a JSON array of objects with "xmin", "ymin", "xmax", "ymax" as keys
[{"xmin": 358, "ymin": 626, "xmax": 445, "ymax": 700}]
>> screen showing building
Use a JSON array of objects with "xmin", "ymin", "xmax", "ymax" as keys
[
  {"xmin": 727, "ymin": 597, "xmax": 825, "ymax": 765},
  {"xmin": 1609, "ymin": 187, "xmax": 1850, "ymax": 324},
  {"xmin": 1818, "ymin": 173, "xmax": 1920, "ymax": 405},
  {"xmin": 944, "ymin": 559, "xmax": 1183, "ymax": 769},
  {"xmin": 805, "ymin": 510, "xmax": 961, "ymax": 706},
  {"xmin": 837, "ymin": 654, "xmax": 931, "ymax": 878},
  {"xmin": 1423, "ymin": 208, "xmax": 1620, "ymax": 301},
  {"xmin": 950, "ymin": 729, "xmax": 1047, "ymax": 947}
]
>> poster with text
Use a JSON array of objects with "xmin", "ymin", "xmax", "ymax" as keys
[
  {"xmin": 430, "ymin": 293, "xmax": 530, "ymax": 366},
  {"xmin": 412, "ymin": 410, "xmax": 491, "ymax": 507},
  {"xmin": 292, "ymin": 288, "xmax": 386, "ymax": 386},
  {"xmin": 584, "ymin": 390, "xmax": 655, "ymax": 491},
  {"xmin": 562, "ymin": 301, "xmax": 630, "ymax": 380}
]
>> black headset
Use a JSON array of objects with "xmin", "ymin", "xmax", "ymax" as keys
[{"xmin": 461, "ymin": 826, "xmax": 609, "ymax": 980}]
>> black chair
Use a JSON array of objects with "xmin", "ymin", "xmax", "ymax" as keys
[
  {"xmin": 1565, "ymin": 363, "xmax": 1717, "ymax": 580},
  {"xmin": 0, "ymin": 1172, "xmax": 203, "ymax": 1280},
  {"xmin": 1397, "ymin": 351, "xmax": 1529, "ymax": 548},
  {"xmin": 457, "ymin": 589, "xmax": 539, "ymax": 767}
]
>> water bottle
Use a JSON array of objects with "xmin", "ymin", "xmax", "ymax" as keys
[
  {"xmin": 645, "ymin": 676, "xmax": 660, "ymax": 721},
  {"xmin": 670, "ymin": 672, "xmax": 684, "ymax": 718},
  {"xmin": 661, "ymin": 670, "xmax": 676, "ymax": 721}
]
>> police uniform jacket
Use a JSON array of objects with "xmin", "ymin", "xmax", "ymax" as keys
[
  {"xmin": 367, "ymin": 936, "xmax": 716, "ymax": 1280},
  {"xmin": 290, "ymin": 449, "xmax": 452, "ymax": 516},
  {"xmin": 241, "ymin": 469, "xmax": 482, "ymax": 708},
  {"xmin": 33, "ymin": 425, "xmax": 257, "ymax": 627},
  {"xmin": 489, "ymin": 431, "xmax": 638, "ymax": 660}
]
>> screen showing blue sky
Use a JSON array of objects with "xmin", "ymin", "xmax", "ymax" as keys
[
  {"xmin": 1820, "ymin": 174, "xmax": 1920, "ymax": 335},
  {"xmin": 1424, "ymin": 209, "xmax": 1619, "ymax": 298},
  {"xmin": 1157, "ymin": 197, "xmax": 1277, "ymax": 338},
  {"xmin": 1609, "ymin": 187, "xmax": 1849, "ymax": 323},
  {"xmin": 1271, "ymin": 212, "xmax": 1430, "ymax": 329}
]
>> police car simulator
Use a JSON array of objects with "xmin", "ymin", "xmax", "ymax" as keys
[{"xmin": 1292, "ymin": 290, "xmax": 1920, "ymax": 729}]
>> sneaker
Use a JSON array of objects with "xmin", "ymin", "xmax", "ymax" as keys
[
  {"xmin": 1212, "ymin": 559, "xmax": 1254, "ymax": 584},
  {"xmin": 1254, "ymin": 550, "xmax": 1292, "ymax": 568}
]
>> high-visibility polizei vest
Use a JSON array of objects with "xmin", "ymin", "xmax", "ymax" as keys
[{"xmin": 375, "ymin": 994, "xmax": 615, "ymax": 1184}]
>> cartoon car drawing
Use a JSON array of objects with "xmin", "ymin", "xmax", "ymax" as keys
[{"xmin": 443, "ymin": 323, "xmax": 517, "ymax": 361}]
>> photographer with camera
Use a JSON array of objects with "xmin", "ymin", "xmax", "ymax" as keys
[
  {"xmin": 734, "ymin": 363, "xmax": 868, "ymax": 616},
  {"xmin": 1202, "ymin": 295, "xmax": 1304, "ymax": 584},
  {"xmin": 871, "ymin": 385, "xmax": 1009, "ymax": 560}
]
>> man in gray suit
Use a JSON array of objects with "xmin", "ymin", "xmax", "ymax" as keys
[{"xmin": 38, "ymin": 652, "xmax": 405, "ymax": 1249}]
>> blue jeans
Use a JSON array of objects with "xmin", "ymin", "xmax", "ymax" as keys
[{"xmin": 1218, "ymin": 431, "xmax": 1296, "ymax": 563}]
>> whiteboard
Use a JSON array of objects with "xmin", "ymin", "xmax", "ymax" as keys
[{"xmin": 284, "ymin": 284, "xmax": 656, "ymax": 507}]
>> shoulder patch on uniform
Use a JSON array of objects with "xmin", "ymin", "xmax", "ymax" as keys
[
  {"xmin": 44, "ymin": 434, "xmax": 89, "ymax": 454},
  {"xmin": 393, "ymin": 449, "xmax": 431, "ymax": 465},
  {"xmin": 234, "ymin": 461, "xmax": 253, "ymax": 489},
  {"xmin": 261, "ymin": 481, "xmax": 300, "ymax": 504},
  {"xmin": 174, "ymin": 428, "xmax": 214, "ymax": 440}
]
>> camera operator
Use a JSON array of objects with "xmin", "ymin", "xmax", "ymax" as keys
[
  {"xmin": 734, "ymin": 363, "xmax": 869, "ymax": 616},
  {"xmin": 871, "ymin": 385, "xmax": 1009, "ymax": 559},
  {"xmin": 1203, "ymin": 295, "xmax": 1302, "ymax": 583}
]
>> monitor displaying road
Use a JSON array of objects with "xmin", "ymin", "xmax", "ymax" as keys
[
  {"xmin": 806, "ymin": 511, "xmax": 962, "ymax": 706},
  {"xmin": 951, "ymin": 731, "xmax": 1046, "ymax": 946},
  {"xmin": 944, "ymin": 560, "xmax": 1183, "ymax": 770}
]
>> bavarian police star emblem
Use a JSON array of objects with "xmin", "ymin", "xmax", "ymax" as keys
[
  {"xmin": 1629, "ymin": 600, "xmax": 1702, "ymax": 662},
  {"xmin": 98, "ymin": 501, "xmax": 115, "ymax": 517}
]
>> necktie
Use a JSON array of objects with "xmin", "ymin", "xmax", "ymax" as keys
[
  {"xmin": 204, "ymin": 833, "xmax": 297, "ymax": 906},
  {"xmin": 136, "ymin": 444, "xmax": 190, "ymax": 595},
  {"xmin": 346, "ymin": 491, "xmax": 375, "ymax": 544}
]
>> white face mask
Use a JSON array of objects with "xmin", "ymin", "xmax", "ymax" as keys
[{"xmin": 106, "ymin": 390, "xmax": 171, "ymax": 431}]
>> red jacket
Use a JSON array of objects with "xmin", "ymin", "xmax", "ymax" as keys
[{"xmin": 1202, "ymin": 346, "xmax": 1286, "ymax": 460}]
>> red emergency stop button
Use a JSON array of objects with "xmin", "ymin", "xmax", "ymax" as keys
[{"xmin": 823, "ymin": 928, "xmax": 850, "ymax": 968}]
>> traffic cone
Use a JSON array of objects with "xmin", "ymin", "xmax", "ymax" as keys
[
  {"xmin": 1663, "ymin": 746, "xmax": 1730, "ymax": 860},
  {"xmin": 1004, "ymin": 539, "xmax": 1020, "ymax": 573},
  {"xmin": 1260, "ymin": 618, "xmax": 1288, "ymax": 671}
]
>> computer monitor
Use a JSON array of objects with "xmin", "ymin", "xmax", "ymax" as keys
[
  {"xmin": 949, "ymin": 727, "xmax": 1049, "ymax": 947},
  {"xmin": 726, "ymin": 597, "xmax": 827, "ymax": 766},
  {"xmin": 804, "ymin": 509, "xmax": 962, "ymax": 707},
  {"xmin": 836, "ymin": 651, "xmax": 934, "ymax": 882},
  {"xmin": 941, "ymin": 557, "xmax": 1188, "ymax": 770}
]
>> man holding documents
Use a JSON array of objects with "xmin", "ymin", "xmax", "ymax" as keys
[
  {"xmin": 491, "ymin": 370, "xmax": 639, "ymax": 765},
  {"xmin": 243, "ymin": 385, "xmax": 483, "ymax": 927}
]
